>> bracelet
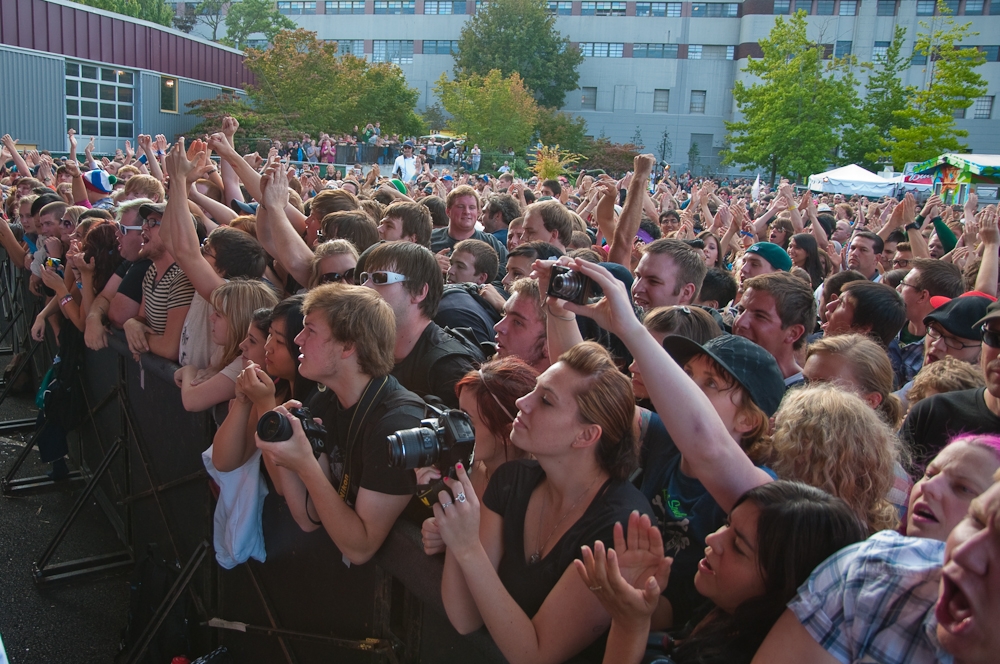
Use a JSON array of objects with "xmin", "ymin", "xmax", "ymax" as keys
[
  {"xmin": 304, "ymin": 490, "xmax": 322, "ymax": 526},
  {"xmin": 546, "ymin": 303, "xmax": 575, "ymax": 321},
  {"xmin": 59, "ymin": 294, "xmax": 73, "ymax": 307}
]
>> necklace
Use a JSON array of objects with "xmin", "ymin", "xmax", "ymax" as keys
[{"xmin": 529, "ymin": 473, "xmax": 602, "ymax": 565}]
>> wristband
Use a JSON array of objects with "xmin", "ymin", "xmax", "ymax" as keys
[{"xmin": 59, "ymin": 294, "xmax": 73, "ymax": 307}]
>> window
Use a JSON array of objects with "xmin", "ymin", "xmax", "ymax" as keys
[
  {"xmin": 160, "ymin": 76, "xmax": 177, "ymax": 114},
  {"xmin": 690, "ymin": 90, "xmax": 707, "ymax": 114},
  {"xmin": 941, "ymin": 0, "xmax": 958, "ymax": 13},
  {"xmin": 633, "ymin": 43, "xmax": 680, "ymax": 58},
  {"xmin": 65, "ymin": 63, "xmax": 134, "ymax": 138},
  {"xmin": 816, "ymin": 0, "xmax": 834, "ymax": 14},
  {"xmin": 327, "ymin": 1, "xmax": 365, "ymax": 13},
  {"xmin": 953, "ymin": 107, "xmax": 966, "ymax": 119},
  {"xmin": 666, "ymin": 2, "xmax": 682, "ymax": 15},
  {"xmin": 965, "ymin": 0, "xmax": 985, "ymax": 13},
  {"xmin": 277, "ymin": 1, "xmax": 316, "ymax": 14},
  {"xmin": 581, "ymin": 1, "xmax": 596, "ymax": 14},
  {"xmin": 424, "ymin": 39, "xmax": 459, "ymax": 54},
  {"xmin": 372, "ymin": 40, "xmax": 414, "ymax": 64},
  {"xmin": 653, "ymin": 89, "xmax": 670, "ymax": 112},
  {"xmin": 691, "ymin": 2, "xmax": 739, "ymax": 16},
  {"xmin": 245, "ymin": 39, "xmax": 269, "ymax": 49},
  {"xmin": 835, "ymin": 40, "xmax": 852, "ymax": 57},
  {"xmin": 331, "ymin": 39, "xmax": 365, "ymax": 56},
  {"xmin": 579, "ymin": 42, "xmax": 624, "ymax": 57},
  {"xmin": 581, "ymin": 87, "xmax": 597, "ymax": 111},
  {"xmin": 876, "ymin": 0, "xmax": 896, "ymax": 14},
  {"xmin": 917, "ymin": 0, "xmax": 935, "ymax": 15},
  {"xmin": 695, "ymin": 45, "xmax": 734, "ymax": 59},
  {"xmin": 547, "ymin": 1, "xmax": 573, "ymax": 14},
  {"xmin": 774, "ymin": 0, "xmax": 791, "ymax": 13},
  {"xmin": 839, "ymin": 0, "xmax": 857, "ymax": 14},
  {"xmin": 912, "ymin": 43, "xmax": 928, "ymax": 65},
  {"xmin": 981, "ymin": 45, "xmax": 1000, "ymax": 62},
  {"xmin": 425, "ymin": 1, "xmax": 466, "ymax": 13},
  {"xmin": 374, "ymin": 1, "xmax": 416, "ymax": 12},
  {"xmin": 974, "ymin": 96, "xmax": 994, "ymax": 119},
  {"xmin": 992, "ymin": 0, "xmax": 1000, "ymax": 15},
  {"xmin": 873, "ymin": 41, "xmax": 890, "ymax": 59},
  {"xmin": 688, "ymin": 44, "xmax": 703, "ymax": 59},
  {"xmin": 794, "ymin": 0, "xmax": 812, "ymax": 13},
  {"xmin": 636, "ymin": 2, "xmax": 667, "ymax": 16}
]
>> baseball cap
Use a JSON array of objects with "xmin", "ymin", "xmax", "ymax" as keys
[
  {"xmin": 745, "ymin": 242, "xmax": 792, "ymax": 272},
  {"xmin": 230, "ymin": 199, "xmax": 259, "ymax": 215},
  {"xmin": 137, "ymin": 202, "xmax": 167, "ymax": 217},
  {"xmin": 925, "ymin": 295, "xmax": 992, "ymax": 341},
  {"xmin": 974, "ymin": 297, "xmax": 1000, "ymax": 328},
  {"xmin": 662, "ymin": 334, "xmax": 786, "ymax": 417}
]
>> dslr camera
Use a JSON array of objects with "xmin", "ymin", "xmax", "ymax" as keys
[
  {"xmin": 387, "ymin": 403, "xmax": 475, "ymax": 507},
  {"xmin": 547, "ymin": 265, "xmax": 593, "ymax": 306},
  {"xmin": 257, "ymin": 407, "xmax": 328, "ymax": 458}
]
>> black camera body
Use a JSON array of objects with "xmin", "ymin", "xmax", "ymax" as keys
[
  {"xmin": 547, "ymin": 265, "xmax": 593, "ymax": 305},
  {"xmin": 257, "ymin": 407, "xmax": 328, "ymax": 458},
  {"xmin": 387, "ymin": 404, "xmax": 475, "ymax": 507}
]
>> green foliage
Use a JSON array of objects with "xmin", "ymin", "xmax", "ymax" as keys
[
  {"xmin": 723, "ymin": 11, "xmax": 860, "ymax": 184},
  {"xmin": 580, "ymin": 138, "xmax": 641, "ymax": 176},
  {"xmin": 840, "ymin": 25, "xmax": 915, "ymax": 170},
  {"xmin": 535, "ymin": 109, "xmax": 590, "ymax": 154},
  {"xmin": 73, "ymin": 0, "xmax": 174, "ymax": 27},
  {"xmin": 688, "ymin": 142, "xmax": 700, "ymax": 171},
  {"xmin": 222, "ymin": 0, "xmax": 296, "ymax": 48},
  {"xmin": 195, "ymin": 0, "xmax": 228, "ymax": 41},
  {"xmin": 454, "ymin": 0, "xmax": 584, "ymax": 109},
  {"xmin": 185, "ymin": 94, "xmax": 296, "ymax": 150},
  {"xmin": 435, "ymin": 70, "xmax": 540, "ymax": 151},
  {"xmin": 657, "ymin": 128, "xmax": 672, "ymax": 162},
  {"xmin": 421, "ymin": 103, "xmax": 448, "ymax": 133},
  {"xmin": 631, "ymin": 126, "xmax": 644, "ymax": 150},
  {"xmin": 888, "ymin": 1, "xmax": 987, "ymax": 168},
  {"xmin": 172, "ymin": 3, "xmax": 199, "ymax": 33}
]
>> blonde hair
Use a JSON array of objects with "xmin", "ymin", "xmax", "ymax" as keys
[
  {"xmin": 806, "ymin": 334, "xmax": 904, "ymax": 428},
  {"xmin": 122, "ymin": 174, "xmax": 165, "ymax": 202},
  {"xmin": 309, "ymin": 239, "xmax": 359, "ymax": 288},
  {"xmin": 210, "ymin": 279, "xmax": 280, "ymax": 371},
  {"xmin": 909, "ymin": 356, "xmax": 985, "ymax": 405},
  {"xmin": 769, "ymin": 385, "xmax": 900, "ymax": 533}
]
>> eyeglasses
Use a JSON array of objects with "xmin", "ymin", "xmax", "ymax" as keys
[
  {"xmin": 200, "ymin": 242, "xmax": 216, "ymax": 260},
  {"xmin": 140, "ymin": 215, "xmax": 161, "ymax": 229},
  {"xmin": 319, "ymin": 268, "xmax": 356, "ymax": 285},
  {"xmin": 982, "ymin": 324, "xmax": 1000, "ymax": 349},
  {"xmin": 359, "ymin": 270, "xmax": 407, "ymax": 286},
  {"xmin": 892, "ymin": 258, "xmax": 910, "ymax": 268},
  {"xmin": 926, "ymin": 325, "xmax": 981, "ymax": 351},
  {"xmin": 899, "ymin": 279, "xmax": 921, "ymax": 291},
  {"xmin": 115, "ymin": 221, "xmax": 143, "ymax": 235}
]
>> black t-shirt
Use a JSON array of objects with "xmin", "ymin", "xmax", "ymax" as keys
[
  {"xmin": 306, "ymin": 376, "xmax": 423, "ymax": 507},
  {"xmin": 429, "ymin": 227, "xmax": 509, "ymax": 281},
  {"xmin": 117, "ymin": 259, "xmax": 152, "ymax": 304},
  {"xmin": 901, "ymin": 387, "xmax": 1000, "ymax": 471},
  {"xmin": 392, "ymin": 321, "xmax": 478, "ymax": 409},
  {"xmin": 483, "ymin": 459, "xmax": 652, "ymax": 620},
  {"xmin": 434, "ymin": 286, "xmax": 501, "ymax": 347}
]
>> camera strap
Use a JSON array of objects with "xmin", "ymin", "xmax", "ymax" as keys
[{"xmin": 338, "ymin": 376, "xmax": 389, "ymax": 500}]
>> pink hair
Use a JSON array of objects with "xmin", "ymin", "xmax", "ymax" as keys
[{"xmin": 948, "ymin": 433, "xmax": 1000, "ymax": 461}]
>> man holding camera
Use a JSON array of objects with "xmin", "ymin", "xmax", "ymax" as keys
[{"xmin": 256, "ymin": 284, "xmax": 424, "ymax": 565}]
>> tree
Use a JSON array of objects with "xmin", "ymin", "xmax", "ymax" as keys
[
  {"xmin": 435, "ymin": 70, "xmax": 540, "ymax": 151},
  {"xmin": 840, "ymin": 25, "xmax": 914, "ymax": 170},
  {"xmin": 421, "ymin": 103, "xmax": 448, "ymax": 132},
  {"xmin": 454, "ymin": 0, "xmax": 584, "ymax": 109},
  {"xmin": 580, "ymin": 138, "xmax": 641, "ymax": 176},
  {"xmin": 196, "ymin": 0, "xmax": 228, "ymax": 42},
  {"xmin": 223, "ymin": 0, "xmax": 296, "ymax": 49},
  {"xmin": 687, "ymin": 142, "xmax": 701, "ymax": 173},
  {"xmin": 887, "ymin": 0, "xmax": 987, "ymax": 168},
  {"xmin": 73, "ymin": 0, "xmax": 174, "ymax": 27},
  {"xmin": 535, "ymin": 109, "xmax": 590, "ymax": 154},
  {"xmin": 657, "ymin": 128, "xmax": 672, "ymax": 162},
  {"xmin": 631, "ymin": 126, "xmax": 644, "ymax": 150},
  {"xmin": 723, "ymin": 11, "xmax": 860, "ymax": 184},
  {"xmin": 186, "ymin": 94, "xmax": 297, "ymax": 150},
  {"xmin": 173, "ymin": 3, "xmax": 199, "ymax": 33}
]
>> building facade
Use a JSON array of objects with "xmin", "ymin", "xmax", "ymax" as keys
[
  {"xmin": 177, "ymin": 0, "xmax": 999, "ymax": 173},
  {"xmin": 1, "ymin": 0, "xmax": 251, "ymax": 154}
]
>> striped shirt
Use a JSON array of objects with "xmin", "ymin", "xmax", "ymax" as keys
[
  {"xmin": 141, "ymin": 263, "xmax": 195, "ymax": 335},
  {"xmin": 788, "ymin": 530, "xmax": 951, "ymax": 664}
]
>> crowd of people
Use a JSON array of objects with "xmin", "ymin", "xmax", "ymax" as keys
[{"xmin": 2, "ymin": 121, "xmax": 999, "ymax": 664}]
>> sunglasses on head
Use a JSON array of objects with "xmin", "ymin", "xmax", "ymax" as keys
[
  {"xmin": 319, "ymin": 268, "xmax": 356, "ymax": 285},
  {"xmin": 360, "ymin": 270, "xmax": 407, "ymax": 286},
  {"xmin": 982, "ymin": 324, "xmax": 1000, "ymax": 349}
]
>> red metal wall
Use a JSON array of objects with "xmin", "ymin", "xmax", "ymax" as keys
[{"xmin": 0, "ymin": 0, "xmax": 254, "ymax": 90}]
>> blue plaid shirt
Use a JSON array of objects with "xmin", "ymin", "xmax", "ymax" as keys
[
  {"xmin": 788, "ymin": 530, "xmax": 952, "ymax": 664},
  {"xmin": 888, "ymin": 333, "xmax": 925, "ymax": 390}
]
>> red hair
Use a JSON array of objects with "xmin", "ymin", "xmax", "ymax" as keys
[{"xmin": 455, "ymin": 357, "xmax": 538, "ymax": 460}]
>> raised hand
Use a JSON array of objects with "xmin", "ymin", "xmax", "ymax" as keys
[{"xmin": 259, "ymin": 157, "xmax": 289, "ymax": 212}]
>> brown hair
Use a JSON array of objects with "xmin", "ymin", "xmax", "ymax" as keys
[
  {"xmin": 302, "ymin": 284, "xmax": 397, "ymax": 377},
  {"xmin": 210, "ymin": 279, "xmax": 280, "ymax": 371},
  {"xmin": 643, "ymin": 238, "xmax": 708, "ymax": 300},
  {"xmin": 384, "ymin": 201, "xmax": 433, "ymax": 247},
  {"xmin": 321, "ymin": 211, "xmax": 379, "ymax": 254},
  {"xmin": 310, "ymin": 239, "xmax": 359, "ymax": 289},
  {"xmin": 643, "ymin": 305, "xmax": 722, "ymax": 345},
  {"xmin": 743, "ymin": 272, "xmax": 816, "ymax": 349},
  {"xmin": 445, "ymin": 184, "xmax": 480, "ymax": 209},
  {"xmin": 453, "ymin": 239, "xmax": 499, "ymax": 282},
  {"xmin": 806, "ymin": 334, "xmax": 903, "ymax": 428},
  {"xmin": 122, "ymin": 174, "xmax": 165, "ymax": 202},
  {"xmin": 311, "ymin": 188, "xmax": 360, "ymax": 220},
  {"xmin": 454, "ymin": 357, "xmax": 537, "ymax": 464},
  {"xmin": 364, "ymin": 242, "xmax": 443, "ymax": 318},
  {"xmin": 908, "ymin": 356, "xmax": 986, "ymax": 405},
  {"xmin": 528, "ymin": 199, "xmax": 575, "ymax": 248}
]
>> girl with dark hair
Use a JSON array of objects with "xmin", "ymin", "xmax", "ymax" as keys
[
  {"xmin": 212, "ymin": 295, "xmax": 317, "ymax": 472},
  {"xmin": 577, "ymin": 481, "xmax": 866, "ymax": 664},
  {"xmin": 433, "ymin": 342, "xmax": 653, "ymax": 664},
  {"xmin": 767, "ymin": 217, "xmax": 795, "ymax": 250},
  {"xmin": 787, "ymin": 233, "xmax": 825, "ymax": 290},
  {"xmin": 696, "ymin": 230, "xmax": 724, "ymax": 269}
]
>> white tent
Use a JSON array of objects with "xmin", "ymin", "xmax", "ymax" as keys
[{"xmin": 808, "ymin": 164, "xmax": 896, "ymax": 198}]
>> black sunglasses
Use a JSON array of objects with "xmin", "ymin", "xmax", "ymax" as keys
[
  {"xmin": 982, "ymin": 324, "xmax": 1000, "ymax": 349},
  {"xmin": 319, "ymin": 268, "xmax": 356, "ymax": 285}
]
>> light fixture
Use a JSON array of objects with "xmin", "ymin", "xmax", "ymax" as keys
[{"xmin": 165, "ymin": 79, "xmax": 175, "ymax": 87}]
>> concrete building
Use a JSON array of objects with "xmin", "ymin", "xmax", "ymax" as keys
[
  {"xmin": 1, "ymin": 0, "xmax": 251, "ymax": 154},
  {"xmin": 177, "ymin": 0, "xmax": 999, "ymax": 173}
]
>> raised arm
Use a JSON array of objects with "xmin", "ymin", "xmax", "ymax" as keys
[
  {"xmin": 256, "ymin": 159, "xmax": 315, "ymax": 287},
  {"xmin": 2, "ymin": 134, "xmax": 31, "ymax": 178},
  {"xmin": 609, "ymin": 154, "xmax": 655, "ymax": 267},
  {"xmin": 974, "ymin": 206, "xmax": 999, "ymax": 298}
]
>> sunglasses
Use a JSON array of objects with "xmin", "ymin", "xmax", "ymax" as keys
[
  {"xmin": 319, "ymin": 268, "xmax": 356, "ymax": 285},
  {"xmin": 359, "ymin": 270, "xmax": 407, "ymax": 286},
  {"xmin": 115, "ymin": 221, "xmax": 143, "ymax": 235},
  {"xmin": 983, "ymin": 324, "xmax": 1000, "ymax": 349}
]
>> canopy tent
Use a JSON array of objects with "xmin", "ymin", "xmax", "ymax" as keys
[
  {"xmin": 913, "ymin": 154, "xmax": 1000, "ymax": 205},
  {"xmin": 808, "ymin": 164, "xmax": 896, "ymax": 198}
]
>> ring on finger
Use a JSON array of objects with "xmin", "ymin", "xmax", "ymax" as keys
[
  {"xmin": 589, "ymin": 585, "xmax": 602, "ymax": 591},
  {"xmin": 455, "ymin": 492, "xmax": 467, "ymax": 503},
  {"xmin": 440, "ymin": 501, "xmax": 453, "ymax": 509}
]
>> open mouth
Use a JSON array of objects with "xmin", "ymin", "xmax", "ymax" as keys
[
  {"xmin": 936, "ymin": 574, "xmax": 974, "ymax": 636},
  {"xmin": 911, "ymin": 503, "xmax": 939, "ymax": 524},
  {"xmin": 697, "ymin": 557, "xmax": 714, "ymax": 574}
]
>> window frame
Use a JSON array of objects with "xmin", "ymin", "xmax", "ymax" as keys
[{"xmin": 690, "ymin": 90, "xmax": 707, "ymax": 114}]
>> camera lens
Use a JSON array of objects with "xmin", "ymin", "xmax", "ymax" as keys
[
  {"xmin": 257, "ymin": 411, "xmax": 293, "ymax": 442},
  {"xmin": 386, "ymin": 427, "xmax": 440, "ymax": 469},
  {"xmin": 551, "ymin": 272, "xmax": 583, "ymax": 301}
]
